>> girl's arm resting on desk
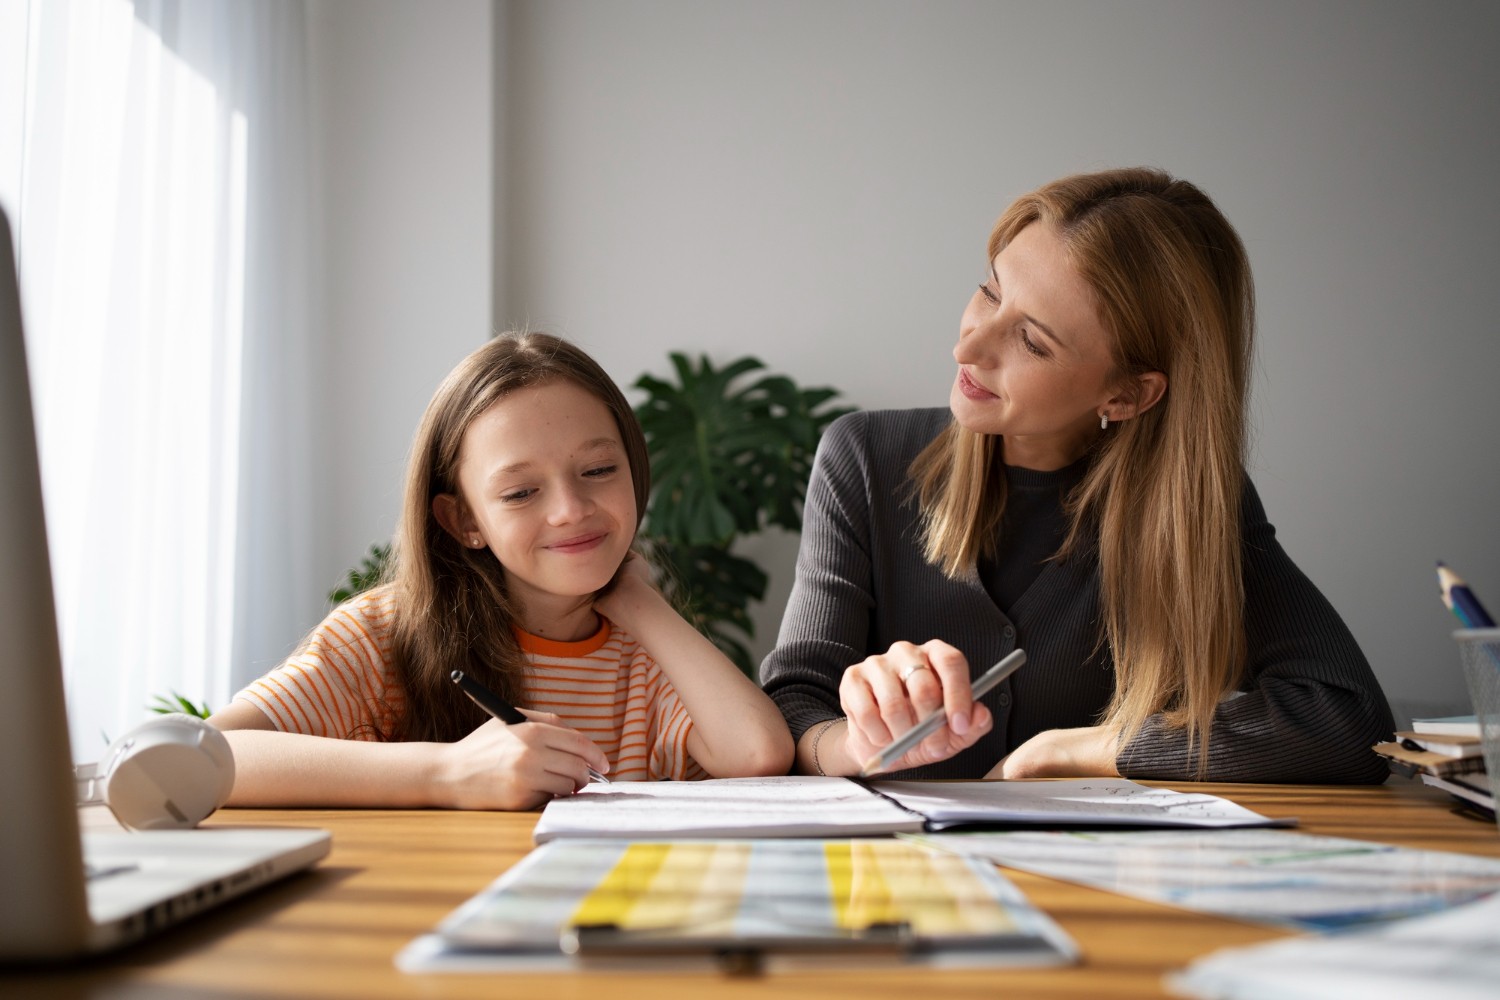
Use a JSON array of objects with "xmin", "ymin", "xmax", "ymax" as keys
[
  {"xmin": 594, "ymin": 558, "xmax": 794, "ymax": 777},
  {"xmin": 208, "ymin": 701, "xmax": 609, "ymax": 810}
]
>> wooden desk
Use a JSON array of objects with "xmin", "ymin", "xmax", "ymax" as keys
[{"xmin": 5, "ymin": 780, "xmax": 1497, "ymax": 999}]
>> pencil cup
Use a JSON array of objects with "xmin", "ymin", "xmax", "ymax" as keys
[{"xmin": 1456, "ymin": 627, "xmax": 1500, "ymax": 834}]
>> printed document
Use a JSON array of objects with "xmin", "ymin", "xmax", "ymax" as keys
[
  {"xmin": 531, "ymin": 776, "xmax": 1284, "ymax": 844},
  {"xmin": 907, "ymin": 827, "xmax": 1500, "ymax": 930},
  {"xmin": 1167, "ymin": 890, "xmax": 1500, "ymax": 1000}
]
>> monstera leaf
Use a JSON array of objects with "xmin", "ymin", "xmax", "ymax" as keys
[
  {"xmin": 633, "ymin": 353, "xmax": 852, "ymax": 673},
  {"xmin": 635, "ymin": 354, "xmax": 851, "ymax": 545}
]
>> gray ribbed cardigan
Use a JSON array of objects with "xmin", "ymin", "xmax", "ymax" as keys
[{"xmin": 760, "ymin": 409, "xmax": 1394, "ymax": 783}]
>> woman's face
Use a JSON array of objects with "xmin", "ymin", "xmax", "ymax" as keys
[{"xmin": 949, "ymin": 220, "xmax": 1123, "ymax": 471}]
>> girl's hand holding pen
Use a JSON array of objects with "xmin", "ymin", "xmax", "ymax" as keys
[
  {"xmin": 835, "ymin": 639, "xmax": 994, "ymax": 775},
  {"xmin": 438, "ymin": 712, "xmax": 611, "ymax": 811}
]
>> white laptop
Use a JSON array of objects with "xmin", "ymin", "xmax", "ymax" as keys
[{"xmin": 0, "ymin": 206, "xmax": 330, "ymax": 961}]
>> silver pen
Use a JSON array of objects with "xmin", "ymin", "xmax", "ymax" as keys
[{"xmin": 858, "ymin": 649, "xmax": 1026, "ymax": 777}]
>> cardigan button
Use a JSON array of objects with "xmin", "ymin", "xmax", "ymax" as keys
[
  {"xmin": 997, "ymin": 691, "xmax": 1012, "ymax": 707},
  {"xmin": 1002, "ymin": 625, "xmax": 1015, "ymax": 640}
]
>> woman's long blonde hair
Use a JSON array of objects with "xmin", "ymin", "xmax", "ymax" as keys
[
  {"xmin": 384, "ymin": 332, "xmax": 651, "ymax": 744},
  {"xmin": 911, "ymin": 168, "xmax": 1255, "ymax": 771}
]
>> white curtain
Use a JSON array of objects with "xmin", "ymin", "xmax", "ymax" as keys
[{"xmin": 2, "ymin": 0, "xmax": 318, "ymax": 758}]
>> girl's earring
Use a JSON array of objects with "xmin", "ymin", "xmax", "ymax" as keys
[
  {"xmin": 469, "ymin": 536, "xmax": 483, "ymax": 548},
  {"xmin": 1099, "ymin": 413, "xmax": 1109, "ymax": 430}
]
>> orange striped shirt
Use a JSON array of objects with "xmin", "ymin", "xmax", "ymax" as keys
[{"xmin": 234, "ymin": 587, "xmax": 705, "ymax": 781}]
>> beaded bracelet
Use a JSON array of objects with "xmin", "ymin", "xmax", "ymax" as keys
[{"xmin": 810, "ymin": 718, "xmax": 844, "ymax": 776}]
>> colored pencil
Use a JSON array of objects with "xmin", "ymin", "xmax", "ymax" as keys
[{"xmin": 1437, "ymin": 562, "xmax": 1496, "ymax": 629}]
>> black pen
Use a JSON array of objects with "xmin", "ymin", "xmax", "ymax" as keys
[{"xmin": 450, "ymin": 669, "xmax": 610, "ymax": 783}]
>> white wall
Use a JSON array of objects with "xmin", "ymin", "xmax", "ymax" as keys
[
  {"xmin": 304, "ymin": 0, "xmax": 493, "ymax": 658},
  {"xmin": 499, "ymin": 0, "xmax": 1500, "ymax": 725}
]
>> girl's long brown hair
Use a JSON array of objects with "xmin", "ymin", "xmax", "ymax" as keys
[
  {"xmin": 910, "ymin": 168, "xmax": 1255, "ymax": 772},
  {"xmin": 383, "ymin": 332, "xmax": 650, "ymax": 743}
]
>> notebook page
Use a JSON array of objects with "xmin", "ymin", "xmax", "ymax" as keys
[
  {"xmin": 532, "ymin": 776, "xmax": 922, "ymax": 844},
  {"xmin": 871, "ymin": 777, "xmax": 1284, "ymax": 829}
]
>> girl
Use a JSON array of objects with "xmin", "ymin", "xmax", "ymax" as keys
[
  {"xmin": 762, "ymin": 167, "xmax": 1393, "ymax": 783},
  {"xmin": 210, "ymin": 332, "xmax": 794, "ymax": 809}
]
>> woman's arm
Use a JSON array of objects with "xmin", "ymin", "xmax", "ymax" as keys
[
  {"xmin": 759, "ymin": 414, "xmax": 873, "ymax": 751},
  {"xmin": 992, "ymin": 481, "xmax": 1393, "ymax": 783},
  {"xmin": 1090, "ymin": 481, "xmax": 1392, "ymax": 783},
  {"xmin": 793, "ymin": 639, "xmax": 993, "ymax": 776},
  {"xmin": 987, "ymin": 725, "xmax": 1119, "ymax": 778},
  {"xmin": 762, "ymin": 412, "xmax": 992, "ymax": 776},
  {"xmin": 209, "ymin": 699, "xmax": 610, "ymax": 810},
  {"xmin": 594, "ymin": 557, "xmax": 794, "ymax": 777},
  {"xmin": 1119, "ymin": 482, "xmax": 1392, "ymax": 783}
]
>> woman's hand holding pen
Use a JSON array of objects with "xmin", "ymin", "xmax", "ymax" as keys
[
  {"xmin": 834, "ymin": 640, "xmax": 994, "ymax": 775},
  {"xmin": 436, "ymin": 712, "xmax": 611, "ymax": 811}
]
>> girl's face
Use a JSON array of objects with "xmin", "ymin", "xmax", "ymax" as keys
[
  {"xmin": 446, "ymin": 379, "xmax": 636, "ymax": 613},
  {"xmin": 950, "ymin": 220, "xmax": 1124, "ymax": 471}
]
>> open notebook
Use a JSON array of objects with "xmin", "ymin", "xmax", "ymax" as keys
[
  {"xmin": 0, "ymin": 206, "xmax": 330, "ymax": 961},
  {"xmin": 531, "ymin": 775, "xmax": 1288, "ymax": 844}
]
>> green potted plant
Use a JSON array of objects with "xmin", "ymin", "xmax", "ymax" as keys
[
  {"xmin": 328, "ymin": 543, "xmax": 392, "ymax": 605},
  {"xmin": 632, "ymin": 353, "xmax": 852, "ymax": 674}
]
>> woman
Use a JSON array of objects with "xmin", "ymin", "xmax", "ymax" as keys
[{"xmin": 761, "ymin": 167, "xmax": 1392, "ymax": 783}]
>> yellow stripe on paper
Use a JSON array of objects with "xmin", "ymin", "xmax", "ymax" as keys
[
  {"xmin": 825, "ymin": 841, "xmax": 900, "ymax": 928},
  {"xmin": 570, "ymin": 843, "xmax": 751, "ymax": 931},
  {"xmin": 826, "ymin": 840, "xmax": 1019, "ymax": 935}
]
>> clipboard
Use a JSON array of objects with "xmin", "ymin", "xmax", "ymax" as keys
[
  {"xmin": 561, "ymin": 917, "xmax": 913, "ymax": 976},
  {"xmin": 398, "ymin": 838, "xmax": 1078, "ymax": 975}
]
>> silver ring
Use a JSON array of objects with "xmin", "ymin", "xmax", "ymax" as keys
[{"xmin": 898, "ymin": 661, "xmax": 930, "ymax": 684}]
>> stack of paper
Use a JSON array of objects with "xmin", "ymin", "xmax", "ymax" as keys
[
  {"xmin": 1373, "ymin": 734, "xmax": 1484, "ymax": 779},
  {"xmin": 1373, "ymin": 716, "xmax": 1494, "ymax": 817}
]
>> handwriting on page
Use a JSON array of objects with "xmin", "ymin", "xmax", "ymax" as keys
[
  {"xmin": 870, "ymin": 778, "xmax": 1281, "ymax": 828},
  {"xmin": 1058, "ymin": 784, "xmax": 1258, "ymax": 815}
]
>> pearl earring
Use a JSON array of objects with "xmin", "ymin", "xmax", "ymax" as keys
[
  {"xmin": 470, "ymin": 537, "xmax": 483, "ymax": 548},
  {"xmin": 1100, "ymin": 413, "xmax": 1109, "ymax": 430}
]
